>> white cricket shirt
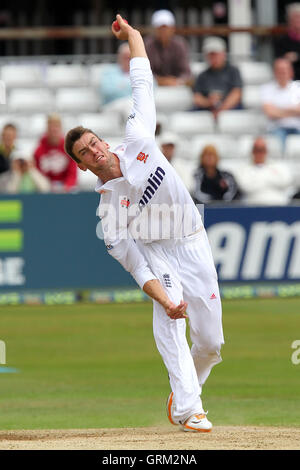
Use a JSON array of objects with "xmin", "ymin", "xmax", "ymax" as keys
[
  {"xmin": 95, "ymin": 57, "xmax": 203, "ymax": 289},
  {"xmin": 261, "ymin": 80, "xmax": 300, "ymax": 131}
]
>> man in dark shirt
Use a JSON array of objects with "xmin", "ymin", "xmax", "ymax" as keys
[
  {"xmin": 274, "ymin": 3, "xmax": 300, "ymax": 81},
  {"xmin": 144, "ymin": 9, "xmax": 192, "ymax": 86},
  {"xmin": 193, "ymin": 36, "xmax": 243, "ymax": 119}
]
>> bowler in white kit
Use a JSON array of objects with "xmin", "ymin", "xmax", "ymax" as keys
[{"xmin": 65, "ymin": 15, "xmax": 224, "ymax": 432}]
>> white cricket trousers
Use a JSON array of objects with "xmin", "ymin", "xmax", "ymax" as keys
[{"xmin": 138, "ymin": 228, "xmax": 224, "ymax": 424}]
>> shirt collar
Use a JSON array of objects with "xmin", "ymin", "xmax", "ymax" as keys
[
  {"xmin": 275, "ymin": 79, "xmax": 293, "ymax": 89},
  {"xmin": 95, "ymin": 175, "xmax": 125, "ymax": 194}
]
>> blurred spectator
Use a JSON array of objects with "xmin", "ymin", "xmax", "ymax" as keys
[
  {"xmin": 192, "ymin": 144, "xmax": 240, "ymax": 204},
  {"xmin": 261, "ymin": 58, "xmax": 300, "ymax": 149},
  {"xmin": 274, "ymin": 3, "xmax": 300, "ymax": 80},
  {"xmin": 293, "ymin": 189, "xmax": 300, "ymax": 199},
  {"xmin": 213, "ymin": 2, "xmax": 228, "ymax": 25},
  {"xmin": 158, "ymin": 131, "xmax": 178, "ymax": 163},
  {"xmin": 234, "ymin": 136, "xmax": 293, "ymax": 205},
  {"xmin": 144, "ymin": 9, "xmax": 192, "ymax": 86},
  {"xmin": 33, "ymin": 114, "xmax": 77, "ymax": 192},
  {"xmin": 193, "ymin": 36, "xmax": 243, "ymax": 119},
  {"xmin": 7, "ymin": 149, "xmax": 51, "ymax": 194},
  {"xmin": 0, "ymin": 123, "xmax": 17, "ymax": 192},
  {"xmin": 100, "ymin": 42, "xmax": 132, "ymax": 105},
  {"xmin": 157, "ymin": 131, "xmax": 193, "ymax": 190}
]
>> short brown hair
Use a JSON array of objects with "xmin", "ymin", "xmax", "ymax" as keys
[{"xmin": 64, "ymin": 126, "xmax": 100, "ymax": 163}]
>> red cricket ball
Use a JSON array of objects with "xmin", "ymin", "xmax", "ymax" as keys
[{"xmin": 112, "ymin": 19, "xmax": 128, "ymax": 31}]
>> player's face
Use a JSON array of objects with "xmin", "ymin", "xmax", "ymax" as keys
[{"xmin": 73, "ymin": 132, "xmax": 111, "ymax": 173}]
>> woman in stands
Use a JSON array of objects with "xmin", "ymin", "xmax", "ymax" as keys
[{"xmin": 192, "ymin": 144, "xmax": 240, "ymax": 204}]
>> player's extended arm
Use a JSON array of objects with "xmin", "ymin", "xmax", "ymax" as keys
[{"xmin": 112, "ymin": 14, "xmax": 156, "ymax": 141}]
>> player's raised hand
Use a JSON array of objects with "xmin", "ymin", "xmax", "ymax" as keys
[
  {"xmin": 111, "ymin": 14, "xmax": 132, "ymax": 40},
  {"xmin": 165, "ymin": 300, "xmax": 188, "ymax": 320}
]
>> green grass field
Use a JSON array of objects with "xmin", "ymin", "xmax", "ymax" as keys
[{"xmin": 0, "ymin": 298, "xmax": 300, "ymax": 430}]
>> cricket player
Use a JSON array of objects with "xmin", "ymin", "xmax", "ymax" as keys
[{"xmin": 64, "ymin": 15, "xmax": 224, "ymax": 432}]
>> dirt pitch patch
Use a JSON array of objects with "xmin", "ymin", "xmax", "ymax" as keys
[{"xmin": 0, "ymin": 426, "xmax": 300, "ymax": 450}]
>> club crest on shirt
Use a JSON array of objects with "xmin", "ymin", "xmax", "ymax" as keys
[
  {"xmin": 121, "ymin": 197, "xmax": 130, "ymax": 208},
  {"xmin": 137, "ymin": 151, "xmax": 149, "ymax": 164}
]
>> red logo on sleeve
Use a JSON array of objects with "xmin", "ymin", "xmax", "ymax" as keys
[{"xmin": 137, "ymin": 152, "xmax": 149, "ymax": 164}]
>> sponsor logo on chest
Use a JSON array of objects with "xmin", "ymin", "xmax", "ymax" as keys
[{"xmin": 139, "ymin": 166, "xmax": 166, "ymax": 208}]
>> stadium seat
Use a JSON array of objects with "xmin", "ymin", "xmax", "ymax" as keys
[
  {"xmin": 15, "ymin": 138, "xmax": 37, "ymax": 157},
  {"xmin": 188, "ymin": 134, "xmax": 236, "ymax": 161},
  {"xmin": 0, "ymin": 115, "xmax": 14, "ymax": 130},
  {"xmin": 46, "ymin": 64, "xmax": 88, "ymax": 87},
  {"xmin": 154, "ymin": 86, "xmax": 194, "ymax": 113},
  {"xmin": 0, "ymin": 64, "xmax": 45, "ymax": 87},
  {"xmin": 190, "ymin": 61, "xmax": 207, "ymax": 79},
  {"xmin": 238, "ymin": 134, "xmax": 283, "ymax": 160},
  {"xmin": 288, "ymin": 161, "xmax": 300, "ymax": 188},
  {"xmin": 168, "ymin": 111, "xmax": 216, "ymax": 137},
  {"xmin": 284, "ymin": 135, "xmax": 300, "ymax": 159},
  {"xmin": 61, "ymin": 114, "xmax": 80, "ymax": 134},
  {"xmin": 89, "ymin": 63, "xmax": 110, "ymax": 87},
  {"xmin": 27, "ymin": 113, "xmax": 48, "ymax": 138},
  {"xmin": 217, "ymin": 110, "xmax": 267, "ymax": 135},
  {"xmin": 236, "ymin": 61, "xmax": 273, "ymax": 85},
  {"xmin": 26, "ymin": 113, "xmax": 79, "ymax": 138},
  {"xmin": 55, "ymin": 88, "xmax": 100, "ymax": 113},
  {"xmin": 8, "ymin": 88, "xmax": 54, "ymax": 113},
  {"xmin": 172, "ymin": 156, "xmax": 197, "ymax": 192},
  {"xmin": 101, "ymin": 96, "xmax": 133, "ymax": 124},
  {"xmin": 242, "ymin": 85, "xmax": 262, "ymax": 109},
  {"xmin": 0, "ymin": 114, "xmax": 28, "ymax": 137},
  {"xmin": 103, "ymin": 136, "xmax": 124, "ymax": 150},
  {"xmin": 218, "ymin": 158, "xmax": 241, "ymax": 179},
  {"xmin": 156, "ymin": 112, "xmax": 169, "ymax": 132},
  {"xmin": 78, "ymin": 113, "xmax": 123, "ymax": 137},
  {"xmin": 77, "ymin": 168, "xmax": 98, "ymax": 191}
]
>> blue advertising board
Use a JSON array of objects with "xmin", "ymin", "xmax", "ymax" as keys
[
  {"xmin": 0, "ymin": 193, "xmax": 134, "ymax": 291},
  {"xmin": 0, "ymin": 194, "xmax": 299, "ymax": 292},
  {"xmin": 205, "ymin": 205, "xmax": 300, "ymax": 283}
]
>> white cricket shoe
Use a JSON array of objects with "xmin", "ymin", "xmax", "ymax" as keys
[
  {"xmin": 166, "ymin": 392, "xmax": 178, "ymax": 425},
  {"xmin": 180, "ymin": 412, "xmax": 212, "ymax": 432}
]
